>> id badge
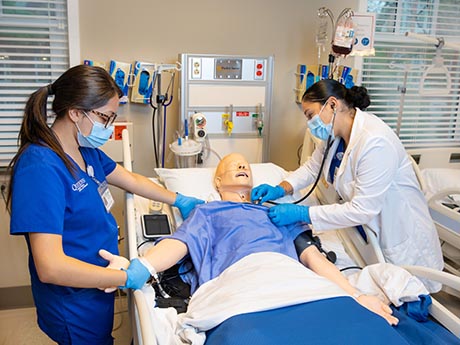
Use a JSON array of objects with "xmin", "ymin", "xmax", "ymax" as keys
[
  {"xmin": 333, "ymin": 166, "xmax": 339, "ymax": 181},
  {"xmin": 98, "ymin": 181, "xmax": 114, "ymax": 212}
]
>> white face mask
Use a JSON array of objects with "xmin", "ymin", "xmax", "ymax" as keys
[{"xmin": 76, "ymin": 112, "xmax": 114, "ymax": 148}]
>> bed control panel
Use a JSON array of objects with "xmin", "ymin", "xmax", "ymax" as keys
[
  {"xmin": 149, "ymin": 200, "xmax": 164, "ymax": 213},
  {"xmin": 441, "ymin": 202, "xmax": 460, "ymax": 212}
]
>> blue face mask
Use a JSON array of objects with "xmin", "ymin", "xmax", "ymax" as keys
[
  {"xmin": 76, "ymin": 113, "xmax": 114, "ymax": 148},
  {"xmin": 307, "ymin": 103, "xmax": 335, "ymax": 141}
]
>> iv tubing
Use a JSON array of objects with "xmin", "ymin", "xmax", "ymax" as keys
[{"xmin": 161, "ymin": 95, "xmax": 173, "ymax": 168}]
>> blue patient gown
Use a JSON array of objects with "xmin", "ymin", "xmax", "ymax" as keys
[{"xmin": 169, "ymin": 201, "xmax": 307, "ymax": 293}]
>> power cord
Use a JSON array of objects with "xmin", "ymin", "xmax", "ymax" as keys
[
  {"xmin": 112, "ymin": 289, "xmax": 128, "ymax": 332},
  {"xmin": 1, "ymin": 182, "xmax": 7, "ymax": 202},
  {"xmin": 340, "ymin": 265, "xmax": 363, "ymax": 272}
]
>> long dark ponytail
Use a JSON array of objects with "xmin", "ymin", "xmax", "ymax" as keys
[{"xmin": 6, "ymin": 65, "xmax": 122, "ymax": 211}]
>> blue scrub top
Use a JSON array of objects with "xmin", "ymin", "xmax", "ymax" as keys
[
  {"xmin": 10, "ymin": 144, "xmax": 118, "ymax": 343},
  {"xmin": 170, "ymin": 201, "xmax": 308, "ymax": 293}
]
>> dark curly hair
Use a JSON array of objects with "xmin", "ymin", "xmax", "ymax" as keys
[{"xmin": 302, "ymin": 79, "xmax": 370, "ymax": 110}]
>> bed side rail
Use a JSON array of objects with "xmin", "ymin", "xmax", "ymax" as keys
[
  {"xmin": 122, "ymin": 129, "xmax": 156, "ymax": 345},
  {"xmin": 407, "ymin": 147, "xmax": 460, "ymax": 170}
]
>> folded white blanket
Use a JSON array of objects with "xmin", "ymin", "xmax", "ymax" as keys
[{"xmin": 347, "ymin": 263, "xmax": 429, "ymax": 306}]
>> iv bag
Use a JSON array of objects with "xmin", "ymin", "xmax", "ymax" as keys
[
  {"xmin": 316, "ymin": 14, "xmax": 329, "ymax": 46},
  {"xmin": 332, "ymin": 13, "xmax": 354, "ymax": 56}
]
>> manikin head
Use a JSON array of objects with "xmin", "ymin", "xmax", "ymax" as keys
[{"xmin": 214, "ymin": 153, "xmax": 253, "ymax": 202}]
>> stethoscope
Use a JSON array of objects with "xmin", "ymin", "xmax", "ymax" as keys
[
  {"xmin": 266, "ymin": 136, "xmax": 333, "ymax": 206},
  {"xmin": 263, "ymin": 130, "xmax": 337, "ymax": 263},
  {"xmin": 265, "ymin": 103, "xmax": 337, "ymax": 206}
]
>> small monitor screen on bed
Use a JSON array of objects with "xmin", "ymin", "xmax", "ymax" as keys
[{"xmin": 142, "ymin": 214, "xmax": 172, "ymax": 239}]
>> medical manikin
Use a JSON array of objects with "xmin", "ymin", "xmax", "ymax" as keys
[{"xmin": 116, "ymin": 153, "xmax": 398, "ymax": 326}]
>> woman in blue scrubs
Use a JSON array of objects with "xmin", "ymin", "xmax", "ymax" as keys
[{"xmin": 7, "ymin": 65, "xmax": 203, "ymax": 345}]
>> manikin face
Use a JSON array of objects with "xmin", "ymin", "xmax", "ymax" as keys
[{"xmin": 214, "ymin": 153, "xmax": 253, "ymax": 193}]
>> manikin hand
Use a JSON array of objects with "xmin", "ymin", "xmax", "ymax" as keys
[
  {"xmin": 99, "ymin": 249, "xmax": 130, "ymax": 293},
  {"xmin": 356, "ymin": 294, "xmax": 399, "ymax": 326}
]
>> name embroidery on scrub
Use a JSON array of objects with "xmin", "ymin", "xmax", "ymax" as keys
[
  {"xmin": 72, "ymin": 178, "xmax": 89, "ymax": 192},
  {"xmin": 87, "ymin": 165, "xmax": 114, "ymax": 213}
]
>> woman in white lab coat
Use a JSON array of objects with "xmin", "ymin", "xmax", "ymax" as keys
[{"xmin": 252, "ymin": 79, "xmax": 443, "ymax": 291}]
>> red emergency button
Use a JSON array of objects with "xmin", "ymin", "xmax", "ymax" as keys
[
  {"xmin": 256, "ymin": 70, "xmax": 263, "ymax": 76},
  {"xmin": 256, "ymin": 63, "xmax": 263, "ymax": 69}
]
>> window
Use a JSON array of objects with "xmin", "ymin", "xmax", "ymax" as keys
[
  {"xmin": 358, "ymin": 0, "xmax": 460, "ymax": 148},
  {"xmin": 0, "ymin": 0, "xmax": 77, "ymax": 169}
]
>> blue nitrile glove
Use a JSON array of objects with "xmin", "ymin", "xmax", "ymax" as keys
[
  {"xmin": 268, "ymin": 204, "xmax": 311, "ymax": 227},
  {"xmin": 121, "ymin": 258, "xmax": 151, "ymax": 290},
  {"xmin": 251, "ymin": 184, "xmax": 285, "ymax": 204},
  {"xmin": 173, "ymin": 193, "xmax": 205, "ymax": 219}
]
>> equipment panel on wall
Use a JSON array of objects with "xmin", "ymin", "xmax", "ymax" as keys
[{"xmin": 179, "ymin": 53, "xmax": 274, "ymax": 167}]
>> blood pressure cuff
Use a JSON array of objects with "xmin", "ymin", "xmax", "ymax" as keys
[{"xmin": 294, "ymin": 230, "xmax": 320, "ymax": 256}]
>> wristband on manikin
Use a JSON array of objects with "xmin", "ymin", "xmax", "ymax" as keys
[{"xmin": 139, "ymin": 257, "xmax": 158, "ymax": 281}]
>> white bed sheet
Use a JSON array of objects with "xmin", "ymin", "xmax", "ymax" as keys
[{"xmin": 139, "ymin": 252, "xmax": 430, "ymax": 345}]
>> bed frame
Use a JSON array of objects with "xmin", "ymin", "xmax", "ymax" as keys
[
  {"xmin": 408, "ymin": 147, "xmax": 460, "ymax": 277},
  {"xmin": 407, "ymin": 147, "xmax": 460, "ymax": 171},
  {"xmin": 123, "ymin": 131, "xmax": 460, "ymax": 343}
]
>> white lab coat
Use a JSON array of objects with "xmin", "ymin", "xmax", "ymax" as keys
[{"xmin": 286, "ymin": 109, "xmax": 444, "ymax": 277}]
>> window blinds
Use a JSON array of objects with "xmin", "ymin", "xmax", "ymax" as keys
[
  {"xmin": 361, "ymin": 0, "xmax": 460, "ymax": 148},
  {"xmin": 0, "ymin": 0, "xmax": 69, "ymax": 168}
]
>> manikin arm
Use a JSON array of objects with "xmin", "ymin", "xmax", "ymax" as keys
[
  {"xmin": 141, "ymin": 238, "xmax": 188, "ymax": 273},
  {"xmin": 299, "ymin": 246, "xmax": 398, "ymax": 326},
  {"xmin": 115, "ymin": 238, "xmax": 189, "ymax": 290},
  {"xmin": 102, "ymin": 238, "xmax": 188, "ymax": 291}
]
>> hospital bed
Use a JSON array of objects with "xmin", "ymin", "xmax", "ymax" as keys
[
  {"xmin": 121, "ymin": 130, "xmax": 460, "ymax": 345},
  {"xmin": 407, "ymin": 147, "xmax": 460, "ymax": 277}
]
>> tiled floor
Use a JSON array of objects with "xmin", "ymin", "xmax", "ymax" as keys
[{"xmin": 0, "ymin": 296, "xmax": 132, "ymax": 345}]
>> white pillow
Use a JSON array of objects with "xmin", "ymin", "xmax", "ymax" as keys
[
  {"xmin": 421, "ymin": 168, "xmax": 460, "ymax": 200},
  {"xmin": 155, "ymin": 162, "xmax": 317, "ymax": 205}
]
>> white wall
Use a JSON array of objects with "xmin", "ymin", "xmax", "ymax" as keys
[
  {"xmin": 79, "ymin": 0, "xmax": 359, "ymax": 173},
  {"xmin": 0, "ymin": 199, "xmax": 30, "ymax": 288}
]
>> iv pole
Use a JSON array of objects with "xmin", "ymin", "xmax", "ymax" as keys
[
  {"xmin": 393, "ymin": 32, "xmax": 459, "ymax": 138},
  {"xmin": 405, "ymin": 32, "xmax": 460, "ymax": 51}
]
